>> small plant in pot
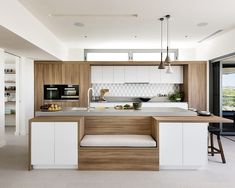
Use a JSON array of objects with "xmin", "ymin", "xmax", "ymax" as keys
[{"xmin": 168, "ymin": 91, "xmax": 183, "ymax": 102}]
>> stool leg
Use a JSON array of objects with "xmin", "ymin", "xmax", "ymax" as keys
[
  {"xmin": 210, "ymin": 133, "xmax": 214, "ymax": 156},
  {"xmin": 217, "ymin": 135, "xmax": 226, "ymax": 164}
]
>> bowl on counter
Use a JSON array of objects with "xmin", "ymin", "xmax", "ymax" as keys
[
  {"xmin": 138, "ymin": 97, "xmax": 151, "ymax": 102},
  {"xmin": 133, "ymin": 102, "xmax": 142, "ymax": 110}
]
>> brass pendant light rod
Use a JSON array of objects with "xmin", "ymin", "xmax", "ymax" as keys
[{"xmin": 158, "ymin": 17, "xmax": 165, "ymax": 69}]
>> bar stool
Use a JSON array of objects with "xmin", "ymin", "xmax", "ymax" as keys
[{"xmin": 208, "ymin": 125, "xmax": 226, "ymax": 163}]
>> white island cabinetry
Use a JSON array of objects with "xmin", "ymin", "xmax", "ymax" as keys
[
  {"xmin": 31, "ymin": 122, "xmax": 78, "ymax": 169},
  {"xmin": 159, "ymin": 122, "xmax": 208, "ymax": 169}
]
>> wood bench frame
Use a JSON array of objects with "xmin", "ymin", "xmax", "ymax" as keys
[{"xmin": 79, "ymin": 116, "xmax": 159, "ymax": 171}]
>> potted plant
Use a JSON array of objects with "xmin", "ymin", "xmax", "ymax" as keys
[{"xmin": 168, "ymin": 91, "xmax": 183, "ymax": 102}]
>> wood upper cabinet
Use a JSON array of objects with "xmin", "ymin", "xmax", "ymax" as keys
[
  {"xmin": 62, "ymin": 63, "xmax": 80, "ymax": 84},
  {"xmin": 43, "ymin": 63, "xmax": 80, "ymax": 85},
  {"xmin": 43, "ymin": 63, "xmax": 62, "ymax": 84}
]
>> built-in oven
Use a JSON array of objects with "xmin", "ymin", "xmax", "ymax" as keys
[
  {"xmin": 44, "ymin": 85, "xmax": 61, "ymax": 100},
  {"xmin": 61, "ymin": 85, "xmax": 79, "ymax": 100},
  {"xmin": 44, "ymin": 84, "xmax": 79, "ymax": 100}
]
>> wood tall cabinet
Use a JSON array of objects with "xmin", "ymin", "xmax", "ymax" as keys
[
  {"xmin": 34, "ymin": 63, "xmax": 44, "ymax": 111},
  {"xmin": 43, "ymin": 63, "xmax": 62, "ymax": 84},
  {"xmin": 183, "ymin": 62, "xmax": 207, "ymax": 111},
  {"xmin": 34, "ymin": 62, "xmax": 90, "ymax": 111},
  {"xmin": 79, "ymin": 63, "xmax": 91, "ymax": 107},
  {"xmin": 62, "ymin": 63, "xmax": 80, "ymax": 84}
]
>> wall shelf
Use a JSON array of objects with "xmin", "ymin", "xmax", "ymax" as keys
[
  {"xmin": 5, "ymin": 81, "xmax": 16, "ymax": 83},
  {"xmin": 5, "ymin": 101, "xmax": 16, "ymax": 103},
  {"xmin": 5, "ymin": 90, "xmax": 16, "ymax": 93},
  {"xmin": 5, "ymin": 114, "xmax": 16, "ymax": 116}
]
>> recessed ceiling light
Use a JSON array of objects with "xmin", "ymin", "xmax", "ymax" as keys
[
  {"xmin": 197, "ymin": 22, "xmax": 208, "ymax": 27},
  {"xmin": 74, "ymin": 22, "xmax": 85, "ymax": 27}
]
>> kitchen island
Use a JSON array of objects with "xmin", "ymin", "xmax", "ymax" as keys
[{"xmin": 29, "ymin": 107, "xmax": 232, "ymax": 171}]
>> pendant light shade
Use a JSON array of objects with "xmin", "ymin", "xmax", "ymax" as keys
[
  {"xmin": 166, "ymin": 63, "xmax": 173, "ymax": 74},
  {"xmin": 158, "ymin": 17, "xmax": 165, "ymax": 69},
  {"xmin": 164, "ymin": 15, "xmax": 173, "ymax": 73}
]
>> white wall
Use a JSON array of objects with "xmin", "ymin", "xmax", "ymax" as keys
[
  {"xmin": 0, "ymin": 0, "xmax": 67, "ymax": 61},
  {"xmin": 178, "ymin": 48, "xmax": 196, "ymax": 61},
  {"xmin": 67, "ymin": 48, "xmax": 85, "ymax": 61},
  {"xmin": 0, "ymin": 49, "xmax": 6, "ymax": 147},
  {"xmin": 19, "ymin": 57, "xmax": 34, "ymax": 135},
  {"xmin": 196, "ymin": 28, "xmax": 235, "ymax": 60}
]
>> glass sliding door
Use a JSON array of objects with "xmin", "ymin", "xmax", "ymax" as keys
[{"xmin": 222, "ymin": 64, "xmax": 235, "ymax": 134}]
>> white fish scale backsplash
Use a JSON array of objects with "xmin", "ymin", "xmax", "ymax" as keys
[{"xmin": 92, "ymin": 83, "xmax": 179, "ymax": 97}]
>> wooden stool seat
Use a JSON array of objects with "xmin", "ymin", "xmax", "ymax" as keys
[{"xmin": 208, "ymin": 125, "xmax": 226, "ymax": 163}]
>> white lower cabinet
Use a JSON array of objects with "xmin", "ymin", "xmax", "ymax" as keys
[
  {"xmin": 54, "ymin": 122, "xmax": 78, "ymax": 165},
  {"xmin": 159, "ymin": 122, "xmax": 208, "ymax": 169},
  {"xmin": 31, "ymin": 122, "xmax": 78, "ymax": 169},
  {"xmin": 182, "ymin": 123, "xmax": 208, "ymax": 166},
  {"xmin": 31, "ymin": 122, "xmax": 54, "ymax": 165},
  {"xmin": 159, "ymin": 123, "xmax": 182, "ymax": 166}
]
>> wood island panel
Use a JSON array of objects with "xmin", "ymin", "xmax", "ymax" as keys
[
  {"xmin": 84, "ymin": 116, "xmax": 152, "ymax": 135},
  {"xmin": 79, "ymin": 147, "xmax": 159, "ymax": 171}
]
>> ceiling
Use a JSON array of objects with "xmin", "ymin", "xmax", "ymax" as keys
[
  {"xmin": 0, "ymin": 26, "xmax": 59, "ymax": 60},
  {"xmin": 18, "ymin": 0, "xmax": 235, "ymax": 49}
]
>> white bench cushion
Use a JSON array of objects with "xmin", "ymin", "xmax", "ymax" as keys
[{"xmin": 80, "ymin": 135, "xmax": 156, "ymax": 147}]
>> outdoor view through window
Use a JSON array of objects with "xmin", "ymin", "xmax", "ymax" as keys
[{"xmin": 223, "ymin": 67, "xmax": 235, "ymax": 111}]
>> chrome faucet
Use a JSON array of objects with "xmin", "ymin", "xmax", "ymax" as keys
[{"xmin": 87, "ymin": 87, "xmax": 94, "ymax": 109}]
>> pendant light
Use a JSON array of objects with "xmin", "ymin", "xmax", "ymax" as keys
[
  {"xmin": 158, "ymin": 17, "xmax": 165, "ymax": 69},
  {"xmin": 164, "ymin": 15, "xmax": 173, "ymax": 73}
]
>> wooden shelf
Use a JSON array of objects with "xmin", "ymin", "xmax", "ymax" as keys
[
  {"xmin": 5, "ymin": 101, "xmax": 16, "ymax": 104},
  {"xmin": 5, "ymin": 90, "xmax": 16, "ymax": 93},
  {"xmin": 5, "ymin": 114, "xmax": 15, "ymax": 116},
  {"xmin": 5, "ymin": 81, "xmax": 16, "ymax": 83}
]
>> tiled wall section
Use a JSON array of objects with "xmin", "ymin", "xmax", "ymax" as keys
[{"xmin": 92, "ymin": 83, "xmax": 180, "ymax": 97}]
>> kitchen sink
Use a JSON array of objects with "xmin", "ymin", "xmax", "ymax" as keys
[
  {"xmin": 71, "ymin": 107, "xmax": 96, "ymax": 111},
  {"xmin": 71, "ymin": 107, "xmax": 88, "ymax": 111}
]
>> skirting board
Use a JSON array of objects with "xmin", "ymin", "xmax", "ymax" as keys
[
  {"xmin": 160, "ymin": 165, "xmax": 208, "ymax": 170},
  {"xmin": 32, "ymin": 165, "xmax": 78, "ymax": 169}
]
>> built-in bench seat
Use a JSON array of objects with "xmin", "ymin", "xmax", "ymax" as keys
[
  {"xmin": 79, "ymin": 116, "xmax": 159, "ymax": 170},
  {"xmin": 80, "ymin": 135, "xmax": 157, "ymax": 147}
]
